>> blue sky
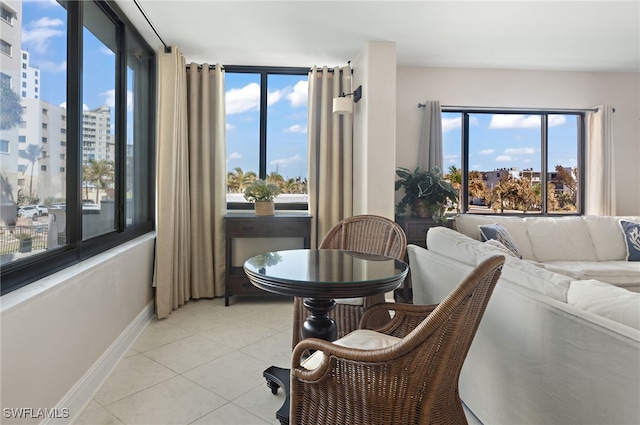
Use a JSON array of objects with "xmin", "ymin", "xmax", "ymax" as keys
[
  {"xmin": 225, "ymin": 73, "xmax": 308, "ymax": 180},
  {"xmin": 442, "ymin": 112, "xmax": 578, "ymax": 174}
]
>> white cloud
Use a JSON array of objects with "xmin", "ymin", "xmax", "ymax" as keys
[
  {"xmin": 504, "ymin": 147, "xmax": 535, "ymax": 155},
  {"xmin": 269, "ymin": 154, "xmax": 304, "ymax": 168},
  {"xmin": 489, "ymin": 114, "xmax": 540, "ymax": 129},
  {"xmin": 479, "ymin": 149, "xmax": 495, "ymax": 155},
  {"xmin": 22, "ymin": 17, "xmax": 65, "ymax": 54},
  {"xmin": 226, "ymin": 83, "xmax": 260, "ymax": 114},
  {"xmin": 471, "ymin": 163, "xmax": 483, "ymax": 169},
  {"xmin": 548, "ymin": 115, "xmax": 567, "ymax": 127},
  {"xmin": 23, "ymin": 0, "xmax": 59, "ymax": 7},
  {"xmin": 101, "ymin": 89, "xmax": 116, "ymax": 108},
  {"xmin": 496, "ymin": 155, "xmax": 512, "ymax": 161},
  {"xmin": 267, "ymin": 88, "xmax": 286, "ymax": 106},
  {"xmin": 442, "ymin": 117, "xmax": 461, "ymax": 133},
  {"xmin": 284, "ymin": 124, "xmax": 307, "ymax": 134},
  {"xmin": 226, "ymin": 80, "xmax": 307, "ymax": 114},
  {"xmin": 287, "ymin": 80, "xmax": 308, "ymax": 107},
  {"xmin": 127, "ymin": 90, "xmax": 133, "ymax": 111},
  {"xmin": 100, "ymin": 46, "xmax": 115, "ymax": 56},
  {"xmin": 226, "ymin": 123, "xmax": 235, "ymax": 131},
  {"xmin": 37, "ymin": 60, "xmax": 66, "ymax": 73},
  {"xmin": 491, "ymin": 114, "xmax": 567, "ymax": 129},
  {"xmin": 229, "ymin": 152, "xmax": 242, "ymax": 160}
]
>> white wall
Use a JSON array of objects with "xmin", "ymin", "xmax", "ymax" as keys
[
  {"xmin": 352, "ymin": 41, "xmax": 397, "ymax": 219},
  {"xmin": 396, "ymin": 66, "xmax": 640, "ymax": 215},
  {"xmin": 0, "ymin": 233, "xmax": 155, "ymax": 424}
]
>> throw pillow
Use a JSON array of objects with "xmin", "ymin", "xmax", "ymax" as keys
[
  {"xmin": 478, "ymin": 223, "xmax": 522, "ymax": 259},
  {"xmin": 619, "ymin": 220, "xmax": 640, "ymax": 261},
  {"xmin": 482, "ymin": 239, "xmax": 517, "ymax": 258}
]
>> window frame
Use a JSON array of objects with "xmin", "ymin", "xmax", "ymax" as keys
[
  {"xmin": 446, "ymin": 108, "xmax": 585, "ymax": 216},
  {"xmin": 1, "ymin": 0, "xmax": 155, "ymax": 295},
  {"xmin": 224, "ymin": 65, "xmax": 309, "ymax": 211},
  {"xmin": 0, "ymin": 38, "xmax": 11, "ymax": 56}
]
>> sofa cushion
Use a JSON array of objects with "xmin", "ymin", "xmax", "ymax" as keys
[
  {"xmin": 567, "ymin": 279, "xmax": 640, "ymax": 329},
  {"xmin": 583, "ymin": 216, "xmax": 638, "ymax": 261},
  {"xmin": 454, "ymin": 215, "xmax": 535, "ymax": 260},
  {"xmin": 479, "ymin": 223, "xmax": 522, "ymax": 258},
  {"xmin": 497, "ymin": 256, "xmax": 571, "ymax": 302},
  {"xmin": 620, "ymin": 220, "xmax": 640, "ymax": 261},
  {"xmin": 426, "ymin": 226, "xmax": 485, "ymax": 267},
  {"xmin": 543, "ymin": 260, "xmax": 640, "ymax": 291},
  {"xmin": 524, "ymin": 217, "xmax": 597, "ymax": 262}
]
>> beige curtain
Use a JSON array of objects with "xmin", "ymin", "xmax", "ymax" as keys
[
  {"xmin": 418, "ymin": 100, "xmax": 443, "ymax": 172},
  {"xmin": 585, "ymin": 105, "xmax": 616, "ymax": 216},
  {"xmin": 307, "ymin": 66, "xmax": 354, "ymax": 246},
  {"xmin": 154, "ymin": 47, "xmax": 226, "ymax": 319}
]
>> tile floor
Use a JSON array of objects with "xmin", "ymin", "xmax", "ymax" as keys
[{"xmin": 75, "ymin": 295, "xmax": 482, "ymax": 425}]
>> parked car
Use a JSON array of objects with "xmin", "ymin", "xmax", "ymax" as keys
[
  {"xmin": 36, "ymin": 205, "xmax": 48, "ymax": 216},
  {"xmin": 82, "ymin": 200, "xmax": 100, "ymax": 211},
  {"xmin": 50, "ymin": 203, "xmax": 66, "ymax": 211},
  {"xmin": 18, "ymin": 205, "xmax": 39, "ymax": 219}
]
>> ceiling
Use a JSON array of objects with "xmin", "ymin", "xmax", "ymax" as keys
[{"xmin": 113, "ymin": 1, "xmax": 640, "ymax": 73}]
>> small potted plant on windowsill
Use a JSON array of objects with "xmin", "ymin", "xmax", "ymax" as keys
[
  {"xmin": 244, "ymin": 179, "xmax": 281, "ymax": 216},
  {"xmin": 395, "ymin": 166, "xmax": 458, "ymax": 223}
]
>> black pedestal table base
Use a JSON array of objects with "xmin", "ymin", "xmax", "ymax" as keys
[
  {"xmin": 301, "ymin": 297, "xmax": 337, "ymax": 342},
  {"xmin": 263, "ymin": 366, "xmax": 290, "ymax": 425}
]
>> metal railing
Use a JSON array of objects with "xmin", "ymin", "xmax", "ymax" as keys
[{"xmin": 0, "ymin": 224, "xmax": 50, "ymax": 255}]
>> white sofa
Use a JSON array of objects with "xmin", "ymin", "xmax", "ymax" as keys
[{"xmin": 408, "ymin": 215, "xmax": 640, "ymax": 425}]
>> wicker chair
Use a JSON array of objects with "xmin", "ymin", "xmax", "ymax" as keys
[
  {"xmin": 291, "ymin": 214, "xmax": 408, "ymax": 348},
  {"xmin": 289, "ymin": 254, "xmax": 505, "ymax": 425}
]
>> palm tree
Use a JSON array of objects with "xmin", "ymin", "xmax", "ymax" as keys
[
  {"xmin": 83, "ymin": 159, "xmax": 114, "ymax": 203},
  {"xmin": 266, "ymin": 171, "xmax": 285, "ymax": 191},
  {"xmin": 226, "ymin": 167, "xmax": 257, "ymax": 193},
  {"xmin": 19, "ymin": 144, "xmax": 44, "ymax": 203},
  {"xmin": 468, "ymin": 170, "xmax": 487, "ymax": 204},
  {"xmin": 447, "ymin": 165, "xmax": 462, "ymax": 210}
]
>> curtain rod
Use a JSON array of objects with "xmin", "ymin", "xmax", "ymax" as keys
[
  {"xmin": 133, "ymin": 0, "xmax": 170, "ymax": 53},
  {"xmin": 186, "ymin": 64, "xmax": 223, "ymax": 70},
  {"xmin": 417, "ymin": 103, "xmax": 614, "ymax": 113},
  {"xmin": 184, "ymin": 65, "xmax": 352, "ymax": 75}
]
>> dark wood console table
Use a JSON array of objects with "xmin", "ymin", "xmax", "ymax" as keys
[{"xmin": 224, "ymin": 213, "xmax": 311, "ymax": 306}]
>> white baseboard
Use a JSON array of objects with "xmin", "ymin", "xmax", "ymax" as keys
[{"xmin": 44, "ymin": 301, "xmax": 155, "ymax": 425}]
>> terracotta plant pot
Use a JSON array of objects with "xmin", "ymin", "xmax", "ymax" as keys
[{"xmin": 254, "ymin": 201, "xmax": 275, "ymax": 216}]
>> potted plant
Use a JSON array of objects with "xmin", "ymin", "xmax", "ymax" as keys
[
  {"xmin": 395, "ymin": 166, "xmax": 459, "ymax": 222},
  {"xmin": 244, "ymin": 179, "xmax": 281, "ymax": 216}
]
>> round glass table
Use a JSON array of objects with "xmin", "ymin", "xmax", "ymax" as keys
[{"xmin": 244, "ymin": 249, "xmax": 409, "ymax": 342}]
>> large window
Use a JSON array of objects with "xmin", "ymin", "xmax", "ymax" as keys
[
  {"xmin": 0, "ymin": 1, "xmax": 154, "ymax": 295},
  {"xmin": 442, "ymin": 110, "xmax": 583, "ymax": 215},
  {"xmin": 225, "ymin": 67, "xmax": 309, "ymax": 208}
]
